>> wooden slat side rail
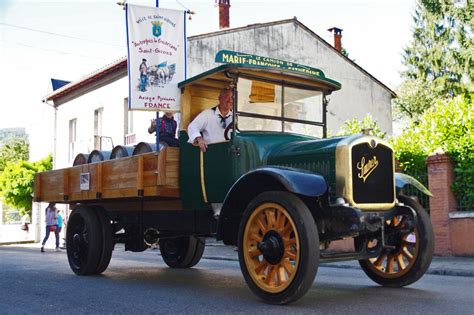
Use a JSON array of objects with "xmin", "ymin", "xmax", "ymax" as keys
[
  {"xmin": 137, "ymin": 155, "xmax": 144, "ymax": 196},
  {"xmin": 96, "ymin": 163, "xmax": 102, "ymax": 198},
  {"xmin": 63, "ymin": 168, "xmax": 69, "ymax": 201},
  {"xmin": 165, "ymin": 147, "xmax": 179, "ymax": 187},
  {"xmin": 157, "ymin": 147, "xmax": 167, "ymax": 186}
]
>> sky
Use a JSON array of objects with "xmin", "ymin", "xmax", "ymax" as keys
[{"xmin": 0, "ymin": 0, "xmax": 416, "ymax": 133}]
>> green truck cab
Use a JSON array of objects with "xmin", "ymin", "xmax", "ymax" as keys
[{"xmin": 35, "ymin": 53, "xmax": 434, "ymax": 304}]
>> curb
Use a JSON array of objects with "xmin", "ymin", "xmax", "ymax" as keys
[
  {"xmin": 196, "ymin": 255, "xmax": 474, "ymax": 278},
  {"xmin": 0, "ymin": 240, "xmax": 35, "ymax": 246}
]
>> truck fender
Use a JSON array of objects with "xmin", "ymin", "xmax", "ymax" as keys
[
  {"xmin": 395, "ymin": 172, "xmax": 433, "ymax": 197},
  {"xmin": 216, "ymin": 166, "xmax": 328, "ymax": 244}
]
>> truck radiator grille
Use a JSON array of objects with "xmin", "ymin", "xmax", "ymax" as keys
[{"xmin": 351, "ymin": 142, "xmax": 394, "ymax": 204}]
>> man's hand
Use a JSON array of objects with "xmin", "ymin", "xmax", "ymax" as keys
[
  {"xmin": 148, "ymin": 119, "xmax": 157, "ymax": 134},
  {"xmin": 195, "ymin": 136, "xmax": 208, "ymax": 152}
]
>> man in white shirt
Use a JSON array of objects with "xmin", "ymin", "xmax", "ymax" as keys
[{"xmin": 187, "ymin": 88, "xmax": 233, "ymax": 152}]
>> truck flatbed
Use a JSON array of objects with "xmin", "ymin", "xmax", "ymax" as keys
[{"xmin": 34, "ymin": 147, "xmax": 179, "ymax": 203}]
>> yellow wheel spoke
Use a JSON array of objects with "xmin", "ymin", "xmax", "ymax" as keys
[
  {"xmin": 265, "ymin": 209, "xmax": 276, "ymax": 229},
  {"xmin": 392, "ymin": 216, "xmax": 399, "ymax": 226},
  {"xmin": 276, "ymin": 210, "xmax": 286, "ymax": 231},
  {"xmin": 255, "ymin": 259, "xmax": 268, "ymax": 275},
  {"xmin": 386, "ymin": 256, "xmax": 395, "ymax": 273},
  {"xmin": 248, "ymin": 247, "xmax": 261, "ymax": 258},
  {"xmin": 282, "ymin": 223, "xmax": 292, "ymax": 238},
  {"xmin": 373, "ymin": 253, "xmax": 386, "ymax": 267},
  {"xmin": 402, "ymin": 246, "xmax": 414, "ymax": 260},
  {"xmin": 397, "ymin": 254, "xmax": 406, "ymax": 270},
  {"xmin": 248, "ymin": 233, "xmax": 263, "ymax": 243},
  {"xmin": 282, "ymin": 258, "xmax": 293, "ymax": 276},
  {"xmin": 265, "ymin": 266, "xmax": 277, "ymax": 285},
  {"xmin": 286, "ymin": 250, "xmax": 297, "ymax": 260},
  {"xmin": 256, "ymin": 216, "xmax": 267, "ymax": 234},
  {"xmin": 277, "ymin": 266, "xmax": 287, "ymax": 285},
  {"xmin": 284, "ymin": 237, "xmax": 296, "ymax": 246}
]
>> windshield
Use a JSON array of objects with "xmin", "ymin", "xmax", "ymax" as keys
[{"xmin": 236, "ymin": 77, "xmax": 324, "ymax": 138}]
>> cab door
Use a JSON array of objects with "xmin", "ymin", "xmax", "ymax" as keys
[{"xmin": 179, "ymin": 132, "xmax": 235, "ymax": 210}]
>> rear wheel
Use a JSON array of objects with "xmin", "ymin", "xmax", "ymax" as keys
[
  {"xmin": 66, "ymin": 207, "xmax": 102, "ymax": 275},
  {"xmin": 358, "ymin": 195, "xmax": 434, "ymax": 287},
  {"xmin": 238, "ymin": 191, "xmax": 319, "ymax": 305},
  {"xmin": 159, "ymin": 236, "xmax": 205, "ymax": 268}
]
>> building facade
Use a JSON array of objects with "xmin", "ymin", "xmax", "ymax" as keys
[{"xmin": 37, "ymin": 18, "xmax": 395, "ymax": 170}]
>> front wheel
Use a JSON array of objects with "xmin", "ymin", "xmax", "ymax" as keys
[
  {"xmin": 159, "ymin": 236, "xmax": 205, "ymax": 268},
  {"xmin": 238, "ymin": 191, "xmax": 319, "ymax": 305},
  {"xmin": 357, "ymin": 195, "xmax": 434, "ymax": 287}
]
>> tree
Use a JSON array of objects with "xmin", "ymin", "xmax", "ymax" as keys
[
  {"xmin": 0, "ymin": 136, "xmax": 29, "ymax": 172},
  {"xmin": 396, "ymin": 0, "xmax": 473, "ymax": 119},
  {"xmin": 337, "ymin": 114, "xmax": 387, "ymax": 139},
  {"xmin": 393, "ymin": 78, "xmax": 441, "ymax": 121},
  {"xmin": 0, "ymin": 155, "xmax": 52, "ymax": 216}
]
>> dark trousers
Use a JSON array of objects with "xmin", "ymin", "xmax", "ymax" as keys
[{"xmin": 42, "ymin": 225, "xmax": 59, "ymax": 248}]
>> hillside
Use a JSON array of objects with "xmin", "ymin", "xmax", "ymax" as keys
[{"xmin": 0, "ymin": 128, "xmax": 27, "ymax": 146}]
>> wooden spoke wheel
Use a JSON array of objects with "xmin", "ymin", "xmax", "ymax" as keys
[
  {"xmin": 159, "ymin": 236, "xmax": 205, "ymax": 268},
  {"xmin": 66, "ymin": 207, "xmax": 102, "ymax": 275},
  {"xmin": 358, "ymin": 195, "xmax": 434, "ymax": 287},
  {"xmin": 238, "ymin": 191, "xmax": 319, "ymax": 305}
]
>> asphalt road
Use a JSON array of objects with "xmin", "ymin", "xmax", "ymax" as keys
[{"xmin": 1, "ymin": 244, "xmax": 473, "ymax": 314}]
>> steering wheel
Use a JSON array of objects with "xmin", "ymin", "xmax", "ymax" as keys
[{"xmin": 224, "ymin": 121, "xmax": 234, "ymax": 141}]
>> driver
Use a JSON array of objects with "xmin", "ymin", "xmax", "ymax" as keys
[{"xmin": 187, "ymin": 87, "xmax": 233, "ymax": 152}]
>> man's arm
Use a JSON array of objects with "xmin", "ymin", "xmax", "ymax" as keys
[{"xmin": 187, "ymin": 110, "xmax": 209, "ymax": 152}]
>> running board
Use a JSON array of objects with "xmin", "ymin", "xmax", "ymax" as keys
[{"xmin": 319, "ymin": 249, "xmax": 367, "ymax": 263}]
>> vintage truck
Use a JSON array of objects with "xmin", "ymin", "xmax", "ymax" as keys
[{"xmin": 34, "ymin": 53, "xmax": 434, "ymax": 304}]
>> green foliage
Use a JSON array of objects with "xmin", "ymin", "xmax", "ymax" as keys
[
  {"xmin": 393, "ymin": 78, "xmax": 441, "ymax": 121},
  {"xmin": 0, "ymin": 136, "xmax": 29, "ymax": 172},
  {"xmin": 337, "ymin": 114, "xmax": 387, "ymax": 139},
  {"xmin": 0, "ymin": 155, "xmax": 52, "ymax": 215},
  {"xmin": 403, "ymin": 0, "xmax": 473, "ymax": 97},
  {"xmin": 392, "ymin": 95, "xmax": 474, "ymax": 209}
]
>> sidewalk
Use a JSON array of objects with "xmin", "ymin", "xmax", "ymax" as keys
[{"xmin": 200, "ymin": 241, "xmax": 474, "ymax": 278}]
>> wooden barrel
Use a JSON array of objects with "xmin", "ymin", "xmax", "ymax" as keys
[
  {"xmin": 87, "ymin": 150, "xmax": 112, "ymax": 163},
  {"xmin": 72, "ymin": 153, "xmax": 89, "ymax": 166},
  {"xmin": 132, "ymin": 142, "xmax": 159, "ymax": 155},
  {"xmin": 110, "ymin": 145, "xmax": 135, "ymax": 159}
]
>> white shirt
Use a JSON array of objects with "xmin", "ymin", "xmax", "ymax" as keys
[{"xmin": 187, "ymin": 106, "xmax": 233, "ymax": 144}]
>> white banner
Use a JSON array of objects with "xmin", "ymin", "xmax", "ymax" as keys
[{"xmin": 126, "ymin": 5, "xmax": 186, "ymax": 111}]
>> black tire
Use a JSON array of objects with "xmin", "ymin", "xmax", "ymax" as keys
[
  {"xmin": 94, "ymin": 207, "xmax": 114, "ymax": 274},
  {"xmin": 237, "ymin": 191, "xmax": 319, "ymax": 305},
  {"xmin": 66, "ymin": 207, "xmax": 102, "ymax": 275},
  {"xmin": 358, "ymin": 195, "xmax": 434, "ymax": 287},
  {"xmin": 159, "ymin": 236, "xmax": 205, "ymax": 268}
]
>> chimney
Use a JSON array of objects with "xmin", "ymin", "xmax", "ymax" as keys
[
  {"xmin": 327, "ymin": 27, "xmax": 343, "ymax": 52},
  {"xmin": 217, "ymin": 0, "xmax": 230, "ymax": 29}
]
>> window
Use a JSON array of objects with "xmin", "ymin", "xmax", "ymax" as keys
[
  {"xmin": 94, "ymin": 107, "xmax": 103, "ymax": 136},
  {"xmin": 94, "ymin": 108, "xmax": 103, "ymax": 150},
  {"xmin": 69, "ymin": 118, "xmax": 77, "ymax": 163},
  {"xmin": 236, "ymin": 78, "xmax": 324, "ymax": 138}
]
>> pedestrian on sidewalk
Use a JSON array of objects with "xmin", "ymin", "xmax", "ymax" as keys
[
  {"xmin": 41, "ymin": 203, "xmax": 59, "ymax": 252},
  {"xmin": 20, "ymin": 213, "xmax": 30, "ymax": 240}
]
